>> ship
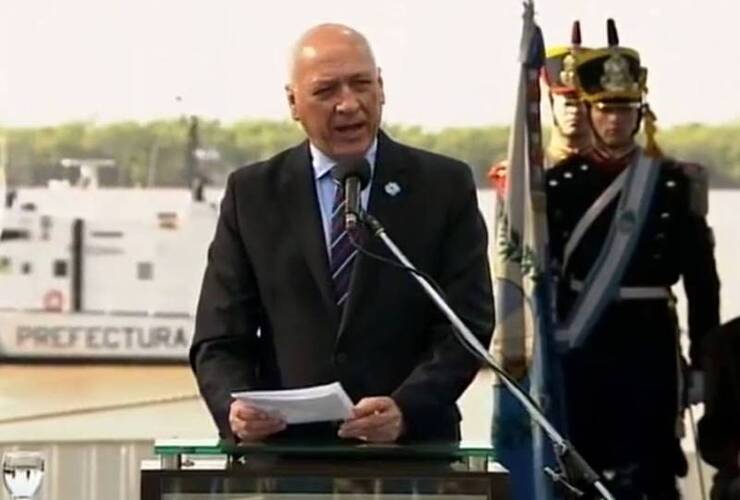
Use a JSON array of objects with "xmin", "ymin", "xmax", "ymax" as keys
[{"xmin": 0, "ymin": 121, "xmax": 220, "ymax": 362}]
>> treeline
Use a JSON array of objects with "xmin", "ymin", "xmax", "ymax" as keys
[{"xmin": 3, "ymin": 119, "xmax": 739, "ymax": 188}]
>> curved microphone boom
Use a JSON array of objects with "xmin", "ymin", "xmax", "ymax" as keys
[
  {"xmin": 332, "ymin": 158, "xmax": 372, "ymax": 231},
  {"xmin": 355, "ymin": 212, "xmax": 616, "ymax": 500}
]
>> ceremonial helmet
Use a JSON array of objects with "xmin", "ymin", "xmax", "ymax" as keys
[
  {"xmin": 573, "ymin": 19, "xmax": 662, "ymax": 155},
  {"xmin": 542, "ymin": 20, "xmax": 588, "ymax": 96},
  {"xmin": 573, "ymin": 18, "xmax": 646, "ymax": 107}
]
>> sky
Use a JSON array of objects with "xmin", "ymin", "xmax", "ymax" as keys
[{"xmin": 0, "ymin": 0, "xmax": 737, "ymax": 129}]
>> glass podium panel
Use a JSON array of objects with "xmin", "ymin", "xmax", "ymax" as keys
[
  {"xmin": 163, "ymin": 490, "xmax": 489, "ymax": 499},
  {"xmin": 159, "ymin": 476, "xmax": 493, "ymax": 499},
  {"xmin": 142, "ymin": 439, "xmax": 509, "ymax": 500}
]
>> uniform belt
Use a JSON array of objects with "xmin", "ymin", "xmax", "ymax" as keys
[{"xmin": 570, "ymin": 279, "xmax": 671, "ymax": 300}]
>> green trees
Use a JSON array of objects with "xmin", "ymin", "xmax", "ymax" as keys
[
  {"xmin": 657, "ymin": 123, "xmax": 740, "ymax": 186},
  {"xmin": 3, "ymin": 120, "xmax": 739, "ymax": 188}
]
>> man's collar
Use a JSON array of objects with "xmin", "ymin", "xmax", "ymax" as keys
[
  {"xmin": 310, "ymin": 137, "xmax": 378, "ymax": 181},
  {"xmin": 590, "ymin": 143, "xmax": 639, "ymax": 171}
]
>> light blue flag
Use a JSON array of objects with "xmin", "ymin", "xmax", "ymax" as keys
[{"xmin": 490, "ymin": 3, "xmax": 566, "ymax": 500}]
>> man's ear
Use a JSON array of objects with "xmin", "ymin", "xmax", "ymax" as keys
[
  {"xmin": 377, "ymin": 68, "xmax": 386, "ymax": 106},
  {"xmin": 285, "ymin": 84, "xmax": 299, "ymax": 121}
]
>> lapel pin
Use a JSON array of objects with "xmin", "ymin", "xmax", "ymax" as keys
[{"xmin": 384, "ymin": 181, "xmax": 401, "ymax": 196}]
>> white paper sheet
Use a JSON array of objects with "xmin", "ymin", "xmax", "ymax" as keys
[{"xmin": 230, "ymin": 382, "xmax": 354, "ymax": 424}]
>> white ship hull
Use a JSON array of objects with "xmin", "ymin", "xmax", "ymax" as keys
[{"xmin": 0, "ymin": 187, "xmax": 219, "ymax": 361}]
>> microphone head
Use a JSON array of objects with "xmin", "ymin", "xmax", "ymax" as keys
[{"xmin": 332, "ymin": 157, "xmax": 372, "ymax": 189}]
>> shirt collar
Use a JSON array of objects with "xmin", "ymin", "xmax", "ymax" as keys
[{"xmin": 310, "ymin": 137, "xmax": 378, "ymax": 181}]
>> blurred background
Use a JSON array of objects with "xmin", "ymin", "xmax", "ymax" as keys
[{"xmin": 1, "ymin": 0, "xmax": 738, "ymax": 498}]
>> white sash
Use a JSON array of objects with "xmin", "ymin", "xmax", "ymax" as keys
[
  {"xmin": 556, "ymin": 150, "xmax": 661, "ymax": 349},
  {"xmin": 562, "ymin": 168, "xmax": 628, "ymax": 273}
]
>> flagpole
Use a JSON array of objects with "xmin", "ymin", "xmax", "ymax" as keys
[{"xmin": 490, "ymin": 1, "xmax": 616, "ymax": 498}]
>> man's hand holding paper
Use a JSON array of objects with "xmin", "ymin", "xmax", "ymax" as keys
[
  {"xmin": 229, "ymin": 399, "xmax": 287, "ymax": 442},
  {"xmin": 338, "ymin": 397, "xmax": 405, "ymax": 443},
  {"xmin": 229, "ymin": 383, "xmax": 405, "ymax": 443},
  {"xmin": 230, "ymin": 382, "xmax": 355, "ymax": 441}
]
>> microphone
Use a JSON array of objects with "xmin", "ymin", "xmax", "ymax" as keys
[{"xmin": 332, "ymin": 157, "xmax": 372, "ymax": 231}]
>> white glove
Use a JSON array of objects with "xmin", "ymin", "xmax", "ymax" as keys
[{"xmin": 687, "ymin": 370, "xmax": 705, "ymax": 406}]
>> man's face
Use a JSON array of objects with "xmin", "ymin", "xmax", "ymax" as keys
[
  {"xmin": 551, "ymin": 93, "xmax": 588, "ymax": 138},
  {"xmin": 589, "ymin": 104, "xmax": 640, "ymax": 150},
  {"xmin": 286, "ymin": 38, "xmax": 384, "ymax": 160}
]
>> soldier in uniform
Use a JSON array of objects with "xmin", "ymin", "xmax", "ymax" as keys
[
  {"xmin": 489, "ymin": 21, "xmax": 592, "ymax": 197},
  {"xmin": 546, "ymin": 19, "xmax": 720, "ymax": 499},
  {"xmin": 540, "ymin": 20, "xmax": 593, "ymax": 165}
]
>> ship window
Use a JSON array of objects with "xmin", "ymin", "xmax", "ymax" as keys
[
  {"xmin": 1, "ymin": 229, "xmax": 30, "ymax": 241},
  {"xmin": 90, "ymin": 230, "xmax": 124, "ymax": 238},
  {"xmin": 0, "ymin": 257, "xmax": 10, "ymax": 272},
  {"xmin": 53, "ymin": 260, "xmax": 68, "ymax": 277},
  {"xmin": 158, "ymin": 212, "xmax": 179, "ymax": 230},
  {"xmin": 21, "ymin": 262, "xmax": 32, "ymax": 275},
  {"xmin": 137, "ymin": 262, "xmax": 153, "ymax": 280}
]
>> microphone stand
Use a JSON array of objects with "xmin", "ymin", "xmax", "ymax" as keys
[{"xmin": 359, "ymin": 212, "xmax": 615, "ymax": 500}]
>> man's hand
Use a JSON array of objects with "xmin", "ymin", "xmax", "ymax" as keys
[
  {"xmin": 229, "ymin": 399, "xmax": 286, "ymax": 442},
  {"xmin": 338, "ymin": 397, "xmax": 405, "ymax": 443}
]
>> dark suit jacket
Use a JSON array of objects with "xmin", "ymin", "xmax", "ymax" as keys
[
  {"xmin": 190, "ymin": 131, "xmax": 494, "ymax": 442},
  {"xmin": 699, "ymin": 317, "xmax": 740, "ymax": 496}
]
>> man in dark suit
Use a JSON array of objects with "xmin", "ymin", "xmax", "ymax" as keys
[
  {"xmin": 190, "ymin": 23, "xmax": 493, "ymax": 444},
  {"xmin": 699, "ymin": 317, "xmax": 740, "ymax": 500}
]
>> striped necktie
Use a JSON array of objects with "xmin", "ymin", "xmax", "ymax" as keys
[{"xmin": 329, "ymin": 179, "xmax": 358, "ymax": 307}]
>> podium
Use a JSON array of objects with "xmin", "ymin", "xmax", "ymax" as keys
[{"xmin": 141, "ymin": 438, "xmax": 509, "ymax": 499}]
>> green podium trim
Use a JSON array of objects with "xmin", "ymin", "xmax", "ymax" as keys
[{"xmin": 154, "ymin": 438, "xmax": 497, "ymax": 460}]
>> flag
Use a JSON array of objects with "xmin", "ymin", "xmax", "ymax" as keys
[{"xmin": 491, "ymin": 3, "xmax": 566, "ymax": 499}]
